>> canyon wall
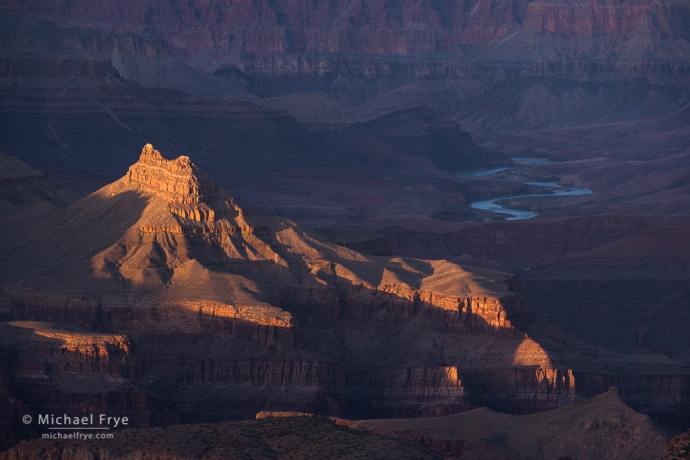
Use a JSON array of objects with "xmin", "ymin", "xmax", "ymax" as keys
[
  {"xmin": 1, "ymin": 280, "xmax": 689, "ymax": 435},
  {"xmin": 4, "ymin": 0, "xmax": 690, "ymax": 57}
]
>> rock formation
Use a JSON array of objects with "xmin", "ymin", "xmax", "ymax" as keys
[
  {"xmin": 5, "ymin": 0, "xmax": 689, "ymax": 59},
  {"xmin": 0, "ymin": 0, "xmax": 689, "ymax": 456},
  {"xmin": 0, "ymin": 146, "xmax": 688, "ymax": 454},
  {"xmin": 665, "ymin": 428, "xmax": 690, "ymax": 460},
  {"xmin": 124, "ymin": 144, "xmax": 248, "ymax": 223}
]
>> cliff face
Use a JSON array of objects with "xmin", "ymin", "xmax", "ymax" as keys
[
  {"xmin": 0, "ymin": 0, "xmax": 525, "ymax": 55},
  {"xmin": 0, "ymin": 280, "xmax": 615, "ymax": 426},
  {"xmin": 0, "ymin": 379, "xmax": 35, "ymax": 452},
  {"xmin": 0, "ymin": 32, "xmax": 334, "ymax": 195},
  {"xmin": 123, "ymin": 144, "xmax": 247, "ymax": 221},
  {"xmin": 4, "ymin": 0, "xmax": 689, "ymax": 131},
  {"xmin": 4, "ymin": 0, "xmax": 689, "ymax": 57}
]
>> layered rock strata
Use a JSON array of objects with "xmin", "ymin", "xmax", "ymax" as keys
[
  {"xmin": 4, "ymin": 0, "xmax": 689, "ymax": 57},
  {"xmin": 1, "ymin": 145, "xmax": 689, "ymax": 450}
]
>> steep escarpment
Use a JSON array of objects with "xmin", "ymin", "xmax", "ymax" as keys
[
  {"xmin": 4, "ymin": 0, "xmax": 689, "ymax": 58},
  {"xmin": 0, "ymin": 12, "xmax": 343, "ymax": 196},
  {"xmin": 0, "ymin": 11, "xmax": 248, "ymax": 97},
  {"xmin": 0, "ymin": 61, "xmax": 330, "ymax": 185},
  {"xmin": 0, "ymin": 14, "xmax": 511, "ymax": 232},
  {"xmin": 0, "ymin": 322, "xmax": 177, "ymax": 429},
  {"xmin": 0, "ymin": 0, "xmax": 526, "ymax": 56},
  {"xmin": 123, "ymin": 144, "xmax": 249, "ymax": 222},
  {"xmin": 0, "ymin": 379, "xmax": 34, "ymax": 451},
  {"xmin": 4, "ymin": 1, "xmax": 689, "ymax": 135}
]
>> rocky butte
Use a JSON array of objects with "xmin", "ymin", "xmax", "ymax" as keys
[{"xmin": 0, "ymin": 145, "xmax": 688, "ymax": 459}]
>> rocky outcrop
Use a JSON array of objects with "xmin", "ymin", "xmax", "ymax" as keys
[
  {"xmin": 125, "ymin": 145, "xmax": 233, "ymax": 207},
  {"xmin": 0, "ymin": 286, "xmax": 297, "ymax": 346},
  {"xmin": 0, "ymin": 322, "xmax": 179, "ymax": 432},
  {"xmin": 665, "ymin": 429, "xmax": 690, "ymax": 459},
  {"xmin": 124, "ymin": 144, "xmax": 248, "ymax": 223},
  {"xmin": 5, "ymin": 279, "xmax": 684, "ymax": 428},
  {"xmin": 279, "ymin": 284, "xmax": 525, "ymax": 331}
]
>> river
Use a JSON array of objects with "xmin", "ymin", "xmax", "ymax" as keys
[{"xmin": 471, "ymin": 182, "xmax": 594, "ymax": 220}]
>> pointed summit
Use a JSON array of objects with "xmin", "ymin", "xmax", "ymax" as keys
[
  {"xmin": 125, "ymin": 144, "xmax": 220, "ymax": 205},
  {"xmin": 122, "ymin": 144, "xmax": 248, "ymax": 222}
]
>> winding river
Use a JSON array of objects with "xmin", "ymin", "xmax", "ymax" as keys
[{"xmin": 471, "ymin": 182, "xmax": 594, "ymax": 220}]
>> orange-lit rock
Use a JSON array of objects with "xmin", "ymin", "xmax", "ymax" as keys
[{"xmin": 1, "ymin": 145, "xmax": 689, "ymax": 447}]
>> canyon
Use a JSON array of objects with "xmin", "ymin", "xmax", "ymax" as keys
[
  {"xmin": 0, "ymin": 146, "xmax": 687, "ymax": 459},
  {"xmin": 1, "ymin": 0, "xmax": 690, "ymax": 457}
]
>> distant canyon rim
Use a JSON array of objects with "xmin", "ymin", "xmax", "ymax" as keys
[{"xmin": 1, "ymin": 1, "xmax": 690, "ymax": 459}]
